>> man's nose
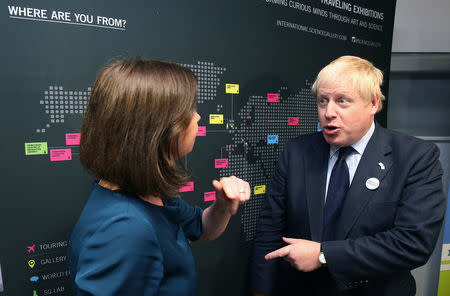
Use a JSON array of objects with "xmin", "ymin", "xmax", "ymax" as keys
[{"xmin": 324, "ymin": 102, "xmax": 337, "ymax": 118}]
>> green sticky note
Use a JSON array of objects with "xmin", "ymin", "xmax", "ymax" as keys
[{"xmin": 25, "ymin": 142, "xmax": 48, "ymax": 155}]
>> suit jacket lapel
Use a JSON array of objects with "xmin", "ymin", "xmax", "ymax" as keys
[
  {"xmin": 304, "ymin": 135, "xmax": 329, "ymax": 242},
  {"xmin": 337, "ymin": 125, "xmax": 393, "ymax": 239}
]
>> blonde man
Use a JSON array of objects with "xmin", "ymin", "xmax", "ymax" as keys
[{"xmin": 251, "ymin": 56, "xmax": 445, "ymax": 296}]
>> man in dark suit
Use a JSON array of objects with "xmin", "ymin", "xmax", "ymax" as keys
[{"xmin": 251, "ymin": 56, "xmax": 446, "ymax": 296}]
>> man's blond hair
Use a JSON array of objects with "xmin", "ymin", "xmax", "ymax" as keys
[{"xmin": 311, "ymin": 56, "xmax": 385, "ymax": 112}]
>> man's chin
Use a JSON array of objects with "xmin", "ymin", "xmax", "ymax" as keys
[{"xmin": 323, "ymin": 134, "xmax": 345, "ymax": 147}]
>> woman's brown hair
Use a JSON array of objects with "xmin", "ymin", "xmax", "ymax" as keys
[{"xmin": 80, "ymin": 59, "xmax": 197, "ymax": 197}]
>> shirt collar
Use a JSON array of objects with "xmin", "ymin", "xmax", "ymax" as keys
[{"xmin": 329, "ymin": 121, "xmax": 375, "ymax": 159}]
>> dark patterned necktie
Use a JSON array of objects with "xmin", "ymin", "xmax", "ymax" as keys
[{"xmin": 323, "ymin": 146, "xmax": 354, "ymax": 241}]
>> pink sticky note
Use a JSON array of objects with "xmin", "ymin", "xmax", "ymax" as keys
[
  {"xmin": 204, "ymin": 191, "xmax": 216, "ymax": 202},
  {"xmin": 179, "ymin": 181, "xmax": 194, "ymax": 192},
  {"xmin": 50, "ymin": 149, "xmax": 72, "ymax": 161},
  {"xmin": 215, "ymin": 158, "xmax": 229, "ymax": 168},
  {"xmin": 197, "ymin": 126, "xmax": 206, "ymax": 136},
  {"xmin": 267, "ymin": 93, "xmax": 279, "ymax": 102},
  {"xmin": 66, "ymin": 133, "xmax": 81, "ymax": 145},
  {"xmin": 288, "ymin": 117, "xmax": 299, "ymax": 126}
]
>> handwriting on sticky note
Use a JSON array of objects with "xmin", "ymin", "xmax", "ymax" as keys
[
  {"xmin": 66, "ymin": 133, "xmax": 81, "ymax": 145},
  {"xmin": 288, "ymin": 117, "xmax": 299, "ymax": 126},
  {"xmin": 254, "ymin": 185, "xmax": 266, "ymax": 195},
  {"xmin": 204, "ymin": 191, "xmax": 216, "ymax": 202},
  {"xmin": 50, "ymin": 149, "xmax": 72, "ymax": 161},
  {"xmin": 197, "ymin": 126, "xmax": 206, "ymax": 136},
  {"xmin": 209, "ymin": 114, "xmax": 223, "ymax": 124},
  {"xmin": 215, "ymin": 158, "xmax": 229, "ymax": 168},
  {"xmin": 225, "ymin": 84, "xmax": 239, "ymax": 94},
  {"xmin": 267, "ymin": 135, "xmax": 279, "ymax": 144},
  {"xmin": 267, "ymin": 93, "xmax": 279, "ymax": 102},
  {"xmin": 179, "ymin": 181, "xmax": 194, "ymax": 192},
  {"xmin": 25, "ymin": 142, "xmax": 48, "ymax": 155}
]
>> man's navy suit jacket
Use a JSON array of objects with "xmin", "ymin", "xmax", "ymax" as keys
[{"xmin": 251, "ymin": 123, "xmax": 446, "ymax": 296}]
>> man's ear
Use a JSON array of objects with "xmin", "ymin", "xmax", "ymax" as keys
[{"xmin": 370, "ymin": 97, "xmax": 380, "ymax": 115}]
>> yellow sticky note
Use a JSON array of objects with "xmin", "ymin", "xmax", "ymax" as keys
[
  {"xmin": 254, "ymin": 185, "xmax": 266, "ymax": 195},
  {"xmin": 226, "ymin": 83, "xmax": 239, "ymax": 94},
  {"xmin": 209, "ymin": 114, "xmax": 224, "ymax": 124},
  {"xmin": 25, "ymin": 142, "xmax": 48, "ymax": 155}
]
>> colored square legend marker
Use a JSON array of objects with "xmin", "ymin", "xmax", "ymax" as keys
[
  {"xmin": 197, "ymin": 126, "xmax": 206, "ymax": 136},
  {"xmin": 254, "ymin": 185, "xmax": 266, "ymax": 195},
  {"xmin": 179, "ymin": 182, "xmax": 194, "ymax": 192},
  {"xmin": 288, "ymin": 117, "xmax": 299, "ymax": 126},
  {"xmin": 267, "ymin": 93, "xmax": 279, "ymax": 102},
  {"xmin": 204, "ymin": 191, "xmax": 216, "ymax": 202},
  {"xmin": 267, "ymin": 135, "xmax": 279, "ymax": 144},
  {"xmin": 66, "ymin": 133, "xmax": 81, "ymax": 145},
  {"xmin": 215, "ymin": 158, "xmax": 229, "ymax": 168},
  {"xmin": 50, "ymin": 149, "xmax": 72, "ymax": 161},
  {"xmin": 25, "ymin": 142, "xmax": 48, "ymax": 155},
  {"xmin": 209, "ymin": 114, "xmax": 224, "ymax": 124},
  {"xmin": 225, "ymin": 84, "xmax": 239, "ymax": 94}
]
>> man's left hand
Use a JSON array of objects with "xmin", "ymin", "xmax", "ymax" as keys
[{"xmin": 265, "ymin": 237, "xmax": 322, "ymax": 272}]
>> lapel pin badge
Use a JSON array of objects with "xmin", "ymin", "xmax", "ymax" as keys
[
  {"xmin": 378, "ymin": 162, "xmax": 385, "ymax": 170},
  {"xmin": 366, "ymin": 177, "xmax": 380, "ymax": 190}
]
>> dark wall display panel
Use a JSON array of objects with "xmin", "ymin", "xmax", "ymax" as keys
[{"xmin": 0, "ymin": 1, "xmax": 396, "ymax": 295}]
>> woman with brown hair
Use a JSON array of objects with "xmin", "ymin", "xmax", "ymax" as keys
[{"xmin": 68, "ymin": 59, "xmax": 250, "ymax": 295}]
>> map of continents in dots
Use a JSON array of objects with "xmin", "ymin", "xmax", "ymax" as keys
[{"xmin": 32, "ymin": 61, "xmax": 318, "ymax": 241}]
